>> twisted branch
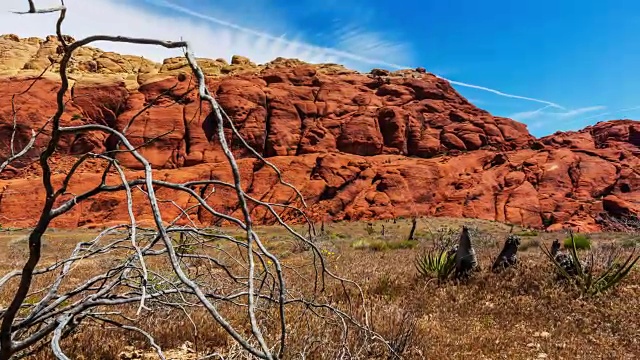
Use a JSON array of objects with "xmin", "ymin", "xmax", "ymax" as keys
[{"xmin": 0, "ymin": 1, "xmax": 386, "ymax": 359}]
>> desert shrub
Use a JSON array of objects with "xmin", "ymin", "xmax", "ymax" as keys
[
  {"xmin": 324, "ymin": 229, "xmax": 349, "ymax": 240},
  {"xmin": 368, "ymin": 240, "xmax": 388, "ymax": 251},
  {"xmin": 388, "ymin": 240, "xmax": 418, "ymax": 250},
  {"xmin": 370, "ymin": 273, "xmax": 397, "ymax": 298},
  {"xmin": 414, "ymin": 247, "xmax": 456, "ymax": 283},
  {"xmin": 423, "ymin": 224, "xmax": 492, "ymax": 248},
  {"xmin": 171, "ymin": 233, "xmax": 196, "ymax": 256},
  {"xmin": 519, "ymin": 238, "xmax": 540, "ymax": 251},
  {"xmin": 563, "ymin": 233, "xmax": 591, "ymax": 250},
  {"xmin": 423, "ymin": 225, "xmax": 459, "ymax": 248},
  {"xmin": 351, "ymin": 239, "xmax": 417, "ymax": 252},
  {"xmin": 515, "ymin": 229, "xmax": 538, "ymax": 237},
  {"xmin": 365, "ymin": 223, "xmax": 376, "ymax": 235},
  {"xmin": 291, "ymin": 238, "xmax": 312, "ymax": 253},
  {"xmin": 384, "ymin": 311, "xmax": 418, "ymax": 359},
  {"xmin": 620, "ymin": 238, "xmax": 638, "ymax": 249},
  {"xmin": 351, "ymin": 239, "xmax": 387, "ymax": 251},
  {"xmin": 351, "ymin": 239, "xmax": 370, "ymax": 250}
]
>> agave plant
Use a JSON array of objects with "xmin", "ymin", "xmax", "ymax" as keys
[
  {"xmin": 540, "ymin": 231, "xmax": 640, "ymax": 296},
  {"xmin": 414, "ymin": 246, "xmax": 457, "ymax": 283}
]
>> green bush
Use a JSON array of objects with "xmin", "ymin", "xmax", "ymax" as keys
[
  {"xmin": 563, "ymin": 234, "xmax": 591, "ymax": 250},
  {"xmin": 351, "ymin": 239, "xmax": 370, "ymax": 250},
  {"xmin": 368, "ymin": 240, "xmax": 388, "ymax": 252}
]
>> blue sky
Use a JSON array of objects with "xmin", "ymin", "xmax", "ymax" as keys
[{"xmin": 1, "ymin": 0, "xmax": 639, "ymax": 137}]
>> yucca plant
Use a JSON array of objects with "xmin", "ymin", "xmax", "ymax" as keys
[
  {"xmin": 414, "ymin": 247, "xmax": 456, "ymax": 283},
  {"xmin": 541, "ymin": 232, "xmax": 640, "ymax": 296}
]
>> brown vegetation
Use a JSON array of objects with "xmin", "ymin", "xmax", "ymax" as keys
[{"xmin": 2, "ymin": 218, "xmax": 639, "ymax": 359}]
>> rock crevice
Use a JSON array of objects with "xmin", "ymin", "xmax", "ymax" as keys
[{"xmin": 0, "ymin": 34, "xmax": 638, "ymax": 231}]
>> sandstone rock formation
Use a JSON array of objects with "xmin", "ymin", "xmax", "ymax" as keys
[{"xmin": 0, "ymin": 34, "xmax": 638, "ymax": 232}]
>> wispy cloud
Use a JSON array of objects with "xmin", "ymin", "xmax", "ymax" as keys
[
  {"xmin": 529, "ymin": 104, "xmax": 640, "ymax": 134},
  {"xmin": 142, "ymin": 0, "xmax": 414, "ymax": 70},
  {"xmin": 579, "ymin": 105, "xmax": 640, "ymax": 122},
  {"xmin": 322, "ymin": 5, "xmax": 413, "ymax": 68},
  {"xmin": 509, "ymin": 105, "xmax": 555, "ymax": 120},
  {"xmin": 0, "ymin": 0, "xmax": 565, "ymax": 110},
  {"xmin": 510, "ymin": 105, "xmax": 606, "ymax": 122},
  {"xmin": 559, "ymin": 106, "xmax": 608, "ymax": 118},
  {"xmin": 330, "ymin": 23, "xmax": 412, "ymax": 67},
  {"xmin": 145, "ymin": 0, "xmax": 566, "ymax": 109},
  {"xmin": 0, "ymin": 0, "xmax": 344, "ymax": 65}
]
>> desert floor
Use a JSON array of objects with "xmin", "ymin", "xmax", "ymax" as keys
[{"xmin": 1, "ymin": 217, "xmax": 639, "ymax": 359}]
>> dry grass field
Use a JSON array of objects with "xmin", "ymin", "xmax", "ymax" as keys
[{"xmin": 1, "ymin": 218, "xmax": 639, "ymax": 360}]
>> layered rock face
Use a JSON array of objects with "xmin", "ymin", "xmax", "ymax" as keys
[{"xmin": 0, "ymin": 34, "xmax": 638, "ymax": 231}]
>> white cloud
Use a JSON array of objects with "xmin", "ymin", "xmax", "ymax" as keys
[
  {"xmin": 510, "ymin": 105, "xmax": 605, "ymax": 121},
  {"xmin": 510, "ymin": 105, "xmax": 608, "ymax": 130},
  {"xmin": 556, "ymin": 106, "xmax": 607, "ymax": 118},
  {"xmin": 0, "ymin": 0, "xmax": 566, "ymax": 110},
  {"xmin": 330, "ymin": 23, "xmax": 412, "ymax": 67},
  {"xmin": 579, "ymin": 105, "xmax": 640, "ymax": 122},
  {"xmin": 142, "ymin": 0, "xmax": 414, "ymax": 70},
  {"xmin": 145, "ymin": 0, "xmax": 569, "ymax": 109},
  {"xmin": 509, "ymin": 105, "xmax": 555, "ymax": 120},
  {"xmin": 0, "ymin": 0, "xmax": 351, "ymax": 65}
]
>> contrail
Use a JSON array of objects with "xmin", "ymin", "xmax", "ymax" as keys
[
  {"xmin": 437, "ymin": 79, "xmax": 564, "ymax": 109},
  {"xmin": 145, "ymin": 0, "xmax": 565, "ymax": 109}
]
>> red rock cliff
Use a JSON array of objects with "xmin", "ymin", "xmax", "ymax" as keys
[{"xmin": 0, "ymin": 34, "xmax": 638, "ymax": 232}]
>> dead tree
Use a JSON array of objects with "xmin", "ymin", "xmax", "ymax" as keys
[
  {"xmin": 407, "ymin": 217, "xmax": 417, "ymax": 241},
  {"xmin": 491, "ymin": 234, "xmax": 521, "ymax": 273},
  {"xmin": 0, "ymin": 2, "xmax": 389, "ymax": 359},
  {"xmin": 454, "ymin": 226, "xmax": 478, "ymax": 279}
]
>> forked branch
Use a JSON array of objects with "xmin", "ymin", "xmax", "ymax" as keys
[{"xmin": 0, "ymin": 1, "xmax": 382, "ymax": 359}]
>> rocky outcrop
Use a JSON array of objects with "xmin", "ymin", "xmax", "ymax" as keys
[
  {"xmin": 0, "ymin": 34, "xmax": 638, "ymax": 232},
  {"xmin": 0, "ymin": 34, "xmax": 535, "ymax": 170}
]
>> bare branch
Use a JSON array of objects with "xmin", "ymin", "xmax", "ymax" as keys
[
  {"xmin": 0, "ymin": 2, "xmax": 383, "ymax": 359},
  {"xmin": 12, "ymin": 2, "xmax": 65, "ymax": 15}
]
